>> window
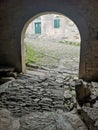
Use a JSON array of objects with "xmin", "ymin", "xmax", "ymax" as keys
[{"xmin": 54, "ymin": 17, "xmax": 60, "ymax": 28}]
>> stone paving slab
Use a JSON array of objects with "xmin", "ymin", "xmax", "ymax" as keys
[
  {"xmin": 19, "ymin": 111, "xmax": 87, "ymax": 130},
  {"xmin": 81, "ymin": 107, "xmax": 98, "ymax": 130},
  {"xmin": 0, "ymin": 109, "xmax": 87, "ymax": 130},
  {"xmin": 0, "ymin": 109, "xmax": 20, "ymax": 130}
]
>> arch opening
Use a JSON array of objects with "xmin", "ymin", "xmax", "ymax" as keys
[{"xmin": 21, "ymin": 12, "xmax": 81, "ymax": 76}]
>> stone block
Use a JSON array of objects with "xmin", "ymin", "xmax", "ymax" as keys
[{"xmin": 81, "ymin": 107, "xmax": 98, "ymax": 130}]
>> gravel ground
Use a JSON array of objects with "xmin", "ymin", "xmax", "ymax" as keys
[{"xmin": 25, "ymin": 38, "xmax": 80, "ymax": 73}]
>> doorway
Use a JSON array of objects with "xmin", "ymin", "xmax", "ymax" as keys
[{"xmin": 23, "ymin": 13, "xmax": 81, "ymax": 77}]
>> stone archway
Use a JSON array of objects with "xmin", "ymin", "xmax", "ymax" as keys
[
  {"xmin": 21, "ymin": 12, "xmax": 81, "ymax": 73},
  {"xmin": 21, "ymin": 10, "xmax": 89, "ymax": 80},
  {"xmin": 1, "ymin": 0, "xmax": 94, "ymax": 80}
]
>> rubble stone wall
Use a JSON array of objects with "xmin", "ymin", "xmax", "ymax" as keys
[{"xmin": 0, "ymin": 0, "xmax": 98, "ymax": 81}]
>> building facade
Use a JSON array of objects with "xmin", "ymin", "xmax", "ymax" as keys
[{"xmin": 26, "ymin": 14, "xmax": 81, "ymax": 43}]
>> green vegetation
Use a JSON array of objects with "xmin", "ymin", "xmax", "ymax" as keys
[
  {"xmin": 26, "ymin": 44, "xmax": 44, "ymax": 64},
  {"xmin": 26, "ymin": 44, "xmax": 60, "ymax": 65},
  {"xmin": 59, "ymin": 40, "xmax": 80, "ymax": 46}
]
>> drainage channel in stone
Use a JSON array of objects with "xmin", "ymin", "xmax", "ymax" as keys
[{"xmin": 0, "ymin": 67, "xmax": 78, "ymax": 117}]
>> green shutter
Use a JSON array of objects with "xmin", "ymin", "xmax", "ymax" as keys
[
  {"xmin": 54, "ymin": 19, "xmax": 60, "ymax": 28},
  {"xmin": 35, "ymin": 22, "xmax": 41, "ymax": 34}
]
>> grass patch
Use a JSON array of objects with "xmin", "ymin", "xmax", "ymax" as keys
[
  {"xmin": 26, "ymin": 43, "xmax": 60, "ymax": 66},
  {"xmin": 59, "ymin": 40, "xmax": 80, "ymax": 46},
  {"xmin": 26, "ymin": 44, "xmax": 45, "ymax": 65}
]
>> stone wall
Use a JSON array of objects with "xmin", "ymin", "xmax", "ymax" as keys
[
  {"xmin": 79, "ymin": 0, "xmax": 98, "ymax": 81},
  {"xmin": 0, "ymin": 0, "xmax": 98, "ymax": 81}
]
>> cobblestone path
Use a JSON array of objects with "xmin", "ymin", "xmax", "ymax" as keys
[
  {"xmin": 0, "ymin": 67, "xmax": 77, "ymax": 117},
  {"xmin": 25, "ymin": 39, "xmax": 80, "ymax": 73},
  {"xmin": 0, "ymin": 67, "xmax": 87, "ymax": 130}
]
